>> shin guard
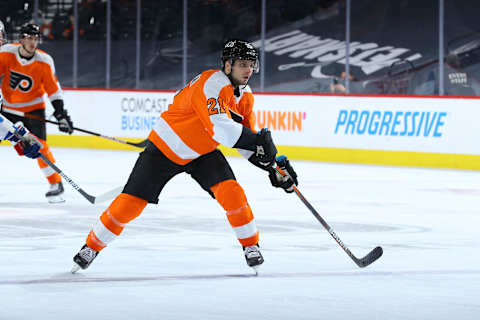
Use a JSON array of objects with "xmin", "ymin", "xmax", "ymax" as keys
[
  {"xmin": 86, "ymin": 193, "xmax": 148, "ymax": 251},
  {"xmin": 211, "ymin": 180, "xmax": 259, "ymax": 247},
  {"xmin": 36, "ymin": 139, "xmax": 61, "ymax": 185}
]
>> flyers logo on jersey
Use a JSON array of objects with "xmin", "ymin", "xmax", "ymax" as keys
[{"xmin": 10, "ymin": 71, "xmax": 33, "ymax": 92}]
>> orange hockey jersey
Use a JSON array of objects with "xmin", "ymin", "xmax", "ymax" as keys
[
  {"xmin": 148, "ymin": 69, "xmax": 256, "ymax": 165},
  {"xmin": 0, "ymin": 43, "xmax": 63, "ymax": 112}
]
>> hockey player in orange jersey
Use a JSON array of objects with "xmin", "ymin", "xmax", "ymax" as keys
[
  {"xmin": 0, "ymin": 20, "xmax": 43, "ymax": 160},
  {"xmin": 71, "ymin": 39, "xmax": 298, "ymax": 273},
  {"xmin": 0, "ymin": 23, "xmax": 74, "ymax": 203}
]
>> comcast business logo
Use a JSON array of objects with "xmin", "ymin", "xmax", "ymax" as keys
[{"xmin": 10, "ymin": 70, "xmax": 33, "ymax": 92}]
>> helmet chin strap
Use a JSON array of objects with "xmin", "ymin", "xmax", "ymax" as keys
[{"xmin": 227, "ymin": 72, "xmax": 248, "ymax": 96}]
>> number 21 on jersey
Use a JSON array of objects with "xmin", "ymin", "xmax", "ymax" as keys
[{"xmin": 207, "ymin": 97, "xmax": 227, "ymax": 115}]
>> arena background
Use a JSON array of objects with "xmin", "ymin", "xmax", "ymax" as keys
[{"xmin": 1, "ymin": 0, "xmax": 480, "ymax": 169}]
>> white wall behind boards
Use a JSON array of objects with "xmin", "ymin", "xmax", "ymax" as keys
[{"xmin": 56, "ymin": 89, "xmax": 480, "ymax": 156}]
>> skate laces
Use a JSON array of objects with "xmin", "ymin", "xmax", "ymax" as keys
[
  {"xmin": 79, "ymin": 247, "xmax": 97, "ymax": 262},
  {"xmin": 244, "ymin": 245, "xmax": 261, "ymax": 258}
]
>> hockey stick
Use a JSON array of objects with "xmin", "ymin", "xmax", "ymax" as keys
[
  {"xmin": 1, "ymin": 107, "xmax": 147, "ymax": 148},
  {"xmin": 7, "ymin": 126, "xmax": 122, "ymax": 204},
  {"xmin": 39, "ymin": 154, "xmax": 122, "ymax": 204},
  {"xmin": 276, "ymin": 167, "xmax": 383, "ymax": 268}
]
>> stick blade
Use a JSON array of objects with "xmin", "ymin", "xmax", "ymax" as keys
[
  {"xmin": 355, "ymin": 246, "xmax": 383, "ymax": 268},
  {"xmin": 93, "ymin": 186, "xmax": 123, "ymax": 204}
]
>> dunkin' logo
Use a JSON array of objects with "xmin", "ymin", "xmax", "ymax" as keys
[{"xmin": 254, "ymin": 110, "xmax": 306, "ymax": 131}]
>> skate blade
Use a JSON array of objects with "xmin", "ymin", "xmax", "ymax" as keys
[
  {"xmin": 71, "ymin": 263, "xmax": 81, "ymax": 274},
  {"xmin": 47, "ymin": 195, "xmax": 65, "ymax": 204},
  {"xmin": 251, "ymin": 266, "xmax": 260, "ymax": 276}
]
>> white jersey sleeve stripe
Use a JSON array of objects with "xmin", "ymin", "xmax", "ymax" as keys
[
  {"xmin": 36, "ymin": 50, "xmax": 64, "ymax": 100},
  {"xmin": 211, "ymin": 114, "xmax": 243, "ymax": 147},
  {"xmin": 152, "ymin": 116, "xmax": 200, "ymax": 160},
  {"xmin": 36, "ymin": 50, "xmax": 56, "ymax": 74},
  {"xmin": 203, "ymin": 71, "xmax": 243, "ymax": 147},
  {"xmin": 202, "ymin": 71, "xmax": 229, "ymax": 100},
  {"xmin": 2, "ymin": 96, "xmax": 45, "ymax": 108}
]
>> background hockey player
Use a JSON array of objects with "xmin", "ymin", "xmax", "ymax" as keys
[
  {"xmin": 72, "ymin": 39, "xmax": 298, "ymax": 273},
  {"xmin": 0, "ymin": 22, "xmax": 74, "ymax": 203},
  {"xmin": 0, "ymin": 20, "xmax": 41, "ymax": 160}
]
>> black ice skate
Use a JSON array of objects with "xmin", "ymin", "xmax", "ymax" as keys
[
  {"xmin": 243, "ymin": 244, "xmax": 264, "ymax": 274},
  {"xmin": 71, "ymin": 244, "xmax": 98, "ymax": 273},
  {"xmin": 45, "ymin": 182, "xmax": 65, "ymax": 203}
]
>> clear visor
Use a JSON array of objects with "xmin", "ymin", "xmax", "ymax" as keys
[{"xmin": 252, "ymin": 59, "xmax": 260, "ymax": 73}]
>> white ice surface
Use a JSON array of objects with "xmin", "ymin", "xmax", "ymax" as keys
[{"xmin": 0, "ymin": 146, "xmax": 479, "ymax": 320}]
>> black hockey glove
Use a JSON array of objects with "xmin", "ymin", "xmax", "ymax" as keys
[
  {"xmin": 248, "ymin": 128, "xmax": 277, "ymax": 169},
  {"xmin": 53, "ymin": 109, "xmax": 74, "ymax": 134},
  {"xmin": 267, "ymin": 155, "xmax": 298, "ymax": 193}
]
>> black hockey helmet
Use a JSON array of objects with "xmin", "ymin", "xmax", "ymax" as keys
[
  {"xmin": 0, "ymin": 20, "xmax": 6, "ymax": 46},
  {"xmin": 222, "ymin": 39, "xmax": 259, "ymax": 73},
  {"xmin": 20, "ymin": 22, "xmax": 41, "ymax": 39}
]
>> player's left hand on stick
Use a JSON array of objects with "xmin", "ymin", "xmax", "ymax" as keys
[
  {"xmin": 7, "ymin": 123, "xmax": 43, "ymax": 159},
  {"xmin": 268, "ymin": 155, "xmax": 298, "ymax": 193},
  {"xmin": 54, "ymin": 109, "xmax": 74, "ymax": 134}
]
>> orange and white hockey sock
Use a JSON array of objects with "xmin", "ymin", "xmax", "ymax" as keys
[
  {"xmin": 211, "ymin": 179, "xmax": 259, "ymax": 247},
  {"xmin": 86, "ymin": 193, "xmax": 147, "ymax": 252},
  {"xmin": 37, "ymin": 139, "xmax": 61, "ymax": 185}
]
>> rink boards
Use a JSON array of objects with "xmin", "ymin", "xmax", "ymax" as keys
[{"xmin": 15, "ymin": 89, "xmax": 480, "ymax": 170}]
